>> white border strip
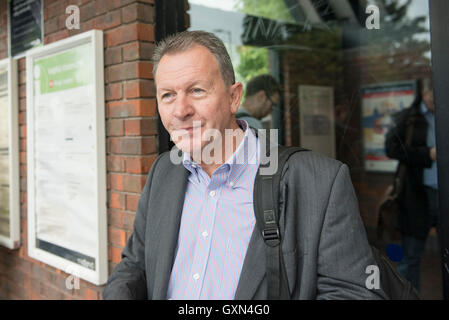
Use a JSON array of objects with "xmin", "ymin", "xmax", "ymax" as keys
[{"xmin": 0, "ymin": 58, "xmax": 20, "ymax": 250}]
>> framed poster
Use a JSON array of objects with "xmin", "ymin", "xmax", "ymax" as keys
[
  {"xmin": 26, "ymin": 30, "xmax": 107, "ymax": 285},
  {"xmin": 0, "ymin": 58, "xmax": 20, "ymax": 249},
  {"xmin": 299, "ymin": 85, "xmax": 336, "ymax": 159},
  {"xmin": 361, "ymin": 81, "xmax": 416, "ymax": 172}
]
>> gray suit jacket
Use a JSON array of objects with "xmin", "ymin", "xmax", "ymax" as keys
[{"xmin": 103, "ymin": 148, "xmax": 387, "ymax": 300}]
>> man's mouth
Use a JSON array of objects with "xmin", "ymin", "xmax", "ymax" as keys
[{"xmin": 179, "ymin": 124, "xmax": 203, "ymax": 132}]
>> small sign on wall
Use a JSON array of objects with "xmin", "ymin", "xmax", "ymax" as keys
[
  {"xmin": 299, "ymin": 85, "xmax": 336, "ymax": 159},
  {"xmin": 8, "ymin": 0, "xmax": 43, "ymax": 58},
  {"xmin": 361, "ymin": 81, "xmax": 415, "ymax": 173}
]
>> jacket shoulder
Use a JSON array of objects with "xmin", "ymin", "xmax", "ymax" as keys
[
  {"xmin": 153, "ymin": 150, "xmax": 180, "ymax": 169},
  {"xmin": 282, "ymin": 150, "xmax": 344, "ymax": 183}
]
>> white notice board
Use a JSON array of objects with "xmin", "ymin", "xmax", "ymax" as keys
[
  {"xmin": 0, "ymin": 58, "xmax": 20, "ymax": 249},
  {"xmin": 26, "ymin": 30, "xmax": 107, "ymax": 285}
]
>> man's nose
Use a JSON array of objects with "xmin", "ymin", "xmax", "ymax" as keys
[{"xmin": 172, "ymin": 93, "xmax": 193, "ymax": 119}]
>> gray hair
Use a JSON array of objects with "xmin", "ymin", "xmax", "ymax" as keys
[{"xmin": 152, "ymin": 30, "xmax": 235, "ymax": 87}]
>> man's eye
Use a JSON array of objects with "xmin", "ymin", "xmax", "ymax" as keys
[
  {"xmin": 192, "ymin": 88, "xmax": 204, "ymax": 95},
  {"xmin": 161, "ymin": 93, "xmax": 174, "ymax": 101}
]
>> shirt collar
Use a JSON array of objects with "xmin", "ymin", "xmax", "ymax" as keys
[
  {"xmin": 226, "ymin": 120, "xmax": 259, "ymax": 188},
  {"xmin": 182, "ymin": 120, "xmax": 259, "ymax": 188}
]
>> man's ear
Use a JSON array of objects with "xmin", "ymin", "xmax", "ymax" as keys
[{"xmin": 229, "ymin": 82, "xmax": 244, "ymax": 114}]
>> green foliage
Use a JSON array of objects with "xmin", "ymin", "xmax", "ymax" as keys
[
  {"xmin": 366, "ymin": 0, "xmax": 429, "ymax": 47},
  {"xmin": 364, "ymin": 0, "xmax": 431, "ymax": 65},
  {"xmin": 232, "ymin": 0, "xmax": 430, "ymax": 90},
  {"xmin": 236, "ymin": 46, "xmax": 269, "ymax": 84},
  {"xmin": 233, "ymin": 0, "xmax": 295, "ymax": 24}
]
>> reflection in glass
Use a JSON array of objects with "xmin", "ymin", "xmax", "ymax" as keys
[{"xmin": 188, "ymin": 0, "xmax": 441, "ymax": 299}]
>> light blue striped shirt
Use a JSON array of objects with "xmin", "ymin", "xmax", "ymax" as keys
[
  {"xmin": 167, "ymin": 120, "xmax": 260, "ymax": 300},
  {"xmin": 421, "ymin": 102, "xmax": 438, "ymax": 189}
]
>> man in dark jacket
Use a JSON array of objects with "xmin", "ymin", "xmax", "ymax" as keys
[
  {"xmin": 102, "ymin": 30, "xmax": 387, "ymax": 300},
  {"xmin": 385, "ymin": 78, "xmax": 439, "ymax": 292}
]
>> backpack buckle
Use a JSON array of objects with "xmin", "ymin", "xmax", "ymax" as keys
[{"xmin": 262, "ymin": 227, "xmax": 280, "ymax": 242}]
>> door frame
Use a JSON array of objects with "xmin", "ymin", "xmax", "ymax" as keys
[
  {"xmin": 154, "ymin": 0, "xmax": 187, "ymax": 154},
  {"xmin": 429, "ymin": 0, "xmax": 449, "ymax": 300}
]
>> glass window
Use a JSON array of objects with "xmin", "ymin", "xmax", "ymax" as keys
[{"xmin": 188, "ymin": 0, "xmax": 442, "ymax": 299}]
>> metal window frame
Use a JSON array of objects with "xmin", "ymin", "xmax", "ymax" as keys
[
  {"xmin": 154, "ymin": 0, "xmax": 187, "ymax": 154},
  {"xmin": 429, "ymin": 0, "xmax": 449, "ymax": 300}
]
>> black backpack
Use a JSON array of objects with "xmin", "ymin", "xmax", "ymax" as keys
[{"xmin": 253, "ymin": 144, "xmax": 421, "ymax": 300}]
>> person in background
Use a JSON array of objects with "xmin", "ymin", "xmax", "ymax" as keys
[
  {"xmin": 236, "ymin": 74, "xmax": 280, "ymax": 130},
  {"xmin": 385, "ymin": 77, "xmax": 440, "ymax": 292}
]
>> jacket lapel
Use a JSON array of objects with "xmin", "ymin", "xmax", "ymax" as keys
[
  {"xmin": 234, "ymin": 132, "xmax": 268, "ymax": 300},
  {"xmin": 234, "ymin": 225, "xmax": 266, "ymax": 299},
  {"xmin": 149, "ymin": 149, "xmax": 268, "ymax": 300},
  {"xmin": 151, "ymin": 161, "xmax": 189, "ymax": 299}
]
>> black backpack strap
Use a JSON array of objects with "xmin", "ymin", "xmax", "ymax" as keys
[{"xmin": 253, "ymin": 141, "xmax": 308, "ymax": 299}]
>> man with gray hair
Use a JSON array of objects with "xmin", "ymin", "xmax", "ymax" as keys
[{"xmin": 103, "ymin": 30, "xmax": 386, "ymax": 300}]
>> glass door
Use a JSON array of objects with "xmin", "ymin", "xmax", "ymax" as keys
[{"xmin": 184, "ymin": 0, "xmax": 448, "ymax": 299}]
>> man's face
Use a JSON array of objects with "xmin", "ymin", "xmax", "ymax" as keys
[
  {"xmin": 253, "ymin": 91, "xmax": 279, "ymax": 119},
  {"xmin": 155, "ymin": 45, "xmax": 242, "ymax": 154},
  {"xmin": 263, "ymin": 91, "xmax": 279, "ymax": 118}
]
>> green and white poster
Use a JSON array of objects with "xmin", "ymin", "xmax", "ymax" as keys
[{"xmin": 27, "ymin": 31, "xmax": 107, "ymax": 285}]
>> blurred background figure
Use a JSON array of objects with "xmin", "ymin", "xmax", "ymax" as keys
[
  {"xmin": 236, "ymin": 74, "xmax": 280, "ymax": 129},
  {"xmin": 385, "ymin": 77, "xmax": 440, "ymax": 293}
]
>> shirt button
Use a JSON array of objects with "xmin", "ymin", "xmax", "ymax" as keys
[
  {"xmin": 202, "ymin": 231, "xmax": 208, "ymax": 238},
  {"xmin": 193, "ymin": 273, "xmax": 200, "ymax": 280},
  {"xmin": 209, "ymin": 190, "xmax": 215, "ymax": 197}
]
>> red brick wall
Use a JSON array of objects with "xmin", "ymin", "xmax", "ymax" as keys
[{"xmin": 0, "ymin": 0, "xmax": 163, "ymax": 300}]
